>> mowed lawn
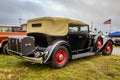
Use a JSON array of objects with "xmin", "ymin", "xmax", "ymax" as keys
[{"xmin": 0, "ymin": 51, "xmax": 120, "ymax": 80}]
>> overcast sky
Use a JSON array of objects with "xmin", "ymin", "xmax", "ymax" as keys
[{"xmin": 0, "ymin": 0, "xmax": 120, "ymax": 33}]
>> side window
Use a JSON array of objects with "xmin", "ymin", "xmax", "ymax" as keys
[
  {"xmin": 80, "ymin": 26, "xmax": 89, "ymax": 32},
  {"xmin": 12, "ymin": 27, "xmax": 20, "ymax": 32},
  {"xmin": 0, "ymin": 27, "xmax": 12, "ymax": 32},
  {"xmin": 22, "ymin": 26, "xmax": 27, "ymax": 31},
  {"xmin": 69, "ymin": 24, "xmax": 79, "ymax": 32}
]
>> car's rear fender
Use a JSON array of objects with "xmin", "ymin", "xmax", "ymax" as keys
[{"xmin": 43, "ymin": 40, "xmax": 71, "ymax": 63}]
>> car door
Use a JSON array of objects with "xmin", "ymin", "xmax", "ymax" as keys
[
  {"xmin": 79, "ymin": 25, "xmax": 90, "ymax": 49},
  {"xmin": 68, "ymin": 24, "xmax": 89, "ymax": 51}
]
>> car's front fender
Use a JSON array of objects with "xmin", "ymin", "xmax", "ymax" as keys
[{"xmin": 95, "ymin": 38, "xmax": 113, "ymax": 53}]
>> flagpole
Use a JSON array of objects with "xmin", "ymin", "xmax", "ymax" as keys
[
  {"xmin": 110, "ymin": 19, "xmax": 112, "ymax": 33},
  {"xmin": 91, "ymin": 22, "xmax": 93, "ymax": 32},
  {"xmin": 104, "ymin": 19, "xmax": 111, "ymax": 33},
  {"xmin": 110, "ymin": 23, "xmax": 111, "ymax": 33}
]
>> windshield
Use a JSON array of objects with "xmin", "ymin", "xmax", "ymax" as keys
[{"xmin": 69, "ymin": 24, "xmax": 89, "ymax": 32}]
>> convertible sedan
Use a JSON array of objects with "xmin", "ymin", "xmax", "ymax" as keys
[{"xmin": 8, "ymin": 17, "xmax": 113, "ymax": 69}]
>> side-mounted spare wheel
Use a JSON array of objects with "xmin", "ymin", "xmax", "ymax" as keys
[
  {"xmin": 51, "ymin": 46, "xmax": 69, "ymax": 69},
  {"xmin": 102, "ymin": 41, "xmax": 113, "ymax": 55}
]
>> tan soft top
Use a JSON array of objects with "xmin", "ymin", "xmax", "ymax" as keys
[{"xmin": 27, "ymin": 17, "xmax": 88, "ymax": 36}]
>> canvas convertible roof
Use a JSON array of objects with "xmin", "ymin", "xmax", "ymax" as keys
[{"xmin": 27, "ymin": 17, "xmax": 88, "ymax": 36}]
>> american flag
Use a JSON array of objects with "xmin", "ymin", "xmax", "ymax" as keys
[{"xmin": 103, "ymin": 19, "xmax": 111, "ymax": 24}]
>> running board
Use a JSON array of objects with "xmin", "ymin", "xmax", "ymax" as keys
[{"xmin": 72, "ymin": 52, "xmax": 96, "ymax": 59}]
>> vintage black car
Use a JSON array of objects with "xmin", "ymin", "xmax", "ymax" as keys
[{"xmin": 8, "ymin": 17, "xmax": 113, "ymax": 69}]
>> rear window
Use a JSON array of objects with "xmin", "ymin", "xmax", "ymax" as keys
[
  {"xmin": 32, "ymin": 23, "xmax": 42, "ymax": 27},
  {"xmin": 69, "ymin": 24, "xmax": 79, "ymax": 32}
]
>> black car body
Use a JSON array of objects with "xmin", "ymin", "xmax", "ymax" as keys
[{"xmin": 8, "ymin": 17, "xmax": 113, "ymax": 68}]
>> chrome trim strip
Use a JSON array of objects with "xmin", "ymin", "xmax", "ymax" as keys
[
  {"xmin": 72, "ymin": 52, "xmax": 95, "ymax": 59},
  {"xmin": 8, "ymin": 49, "xmax": 23, "ymax": 56}
]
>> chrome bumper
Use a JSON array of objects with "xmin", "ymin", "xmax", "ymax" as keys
[
  {"xmin": 8, "ymin": 49, "xmax": 43, "ymax": 64},
  {"xmin": 22, "ymin": 56, "xmax": 43, "ymax": 63}
]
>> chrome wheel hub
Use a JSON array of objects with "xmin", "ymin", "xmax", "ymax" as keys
[
  {"xmin": 59, "ymin": 54, "xmax": 64, "ymax": 61},
  {"xmin": 107, "ymin": 46, "xmax": 110, "ymax": 50}
]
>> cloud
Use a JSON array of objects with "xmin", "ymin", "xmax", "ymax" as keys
[{"xmin": 0, "ymin": 0, "xmax": 120, "ymax": 32}]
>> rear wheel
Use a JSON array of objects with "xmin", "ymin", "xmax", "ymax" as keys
[
  {"xmin": 51, "ymin": 46, "xmax": 69, "ymax": 69},
  {"xmin": 102, "ymin": 41, "xmax": 113, "ymax": 55}
]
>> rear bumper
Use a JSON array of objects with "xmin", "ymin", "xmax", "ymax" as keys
[
  {"xmin": 22, "ymin": 56, "xmax": 43, "ymax": 63},
  {"xmin": 8, "ymin": 49, "xmax": 43, "ymax": 64}
]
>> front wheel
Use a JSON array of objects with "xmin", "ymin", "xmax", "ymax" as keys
[
  {"xmin": 102, "ymin": 41, "xmax": 113, "ymax": 55},
  {"xmin": 3, "ymin": 44, "xmax": 10, "ymax": 55},
  {"xmin": 51, "ymin": 46, "xmax": 69, "ymax": 69}
]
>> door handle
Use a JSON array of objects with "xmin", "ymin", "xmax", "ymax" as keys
[{"xmin": 78, "ymin": 36, "xmax": 83, "ymax": 38}]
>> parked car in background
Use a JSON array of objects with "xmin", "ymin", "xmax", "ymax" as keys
[
  {"xmin": 108, "ymin": 32, "xmax": 120, "ymax": 46},
  {"xmin": 20, "ymin": 23, "xmax": 27, "ymax": 32},
  {"xmin": 114, "ymin": 38, "xmax": 120, "ymax": 46},
  {"xmin": 0, "ymin": 24, "xmax": 26, "ymax": 54},
  {"xmin": 8, "ymin": 17, "xmax": 113, "ymax": 68}
]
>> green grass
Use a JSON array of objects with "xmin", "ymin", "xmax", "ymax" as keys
[
  {"xmin": 0, "ymin": 52, "xmax": 120, "ymax": 80},
  {"xmin": 114, "ymin": 46, "xmax": 120, "ymax": 48}
]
